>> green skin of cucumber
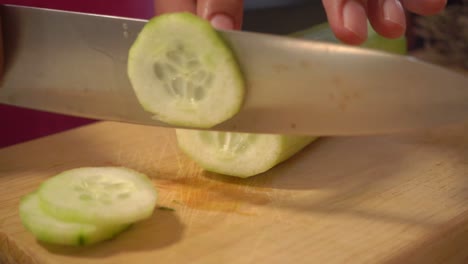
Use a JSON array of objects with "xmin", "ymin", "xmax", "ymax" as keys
[
  {"xmin": 19, "ymin": 192, "xmax": 130, "ymax": 246},
  {"xmin": 176, "ymin": 22, "xmax": 407, "ymax": 178}
]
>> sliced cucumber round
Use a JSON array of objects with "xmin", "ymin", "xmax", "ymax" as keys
[
  {"xmin": 128, "ymin": 12, "xmax": 245, "ymax": 128},
  {"xmin": 19, "ymin": 192, "xmax": 129, "ymax": 246},
  {"xmin": 37, "ymin": 167, "xmax": 157, "ymax": 225},
  {"xmin": 176, "ymin": 129, "xmax": 316, "ymax": 178}
]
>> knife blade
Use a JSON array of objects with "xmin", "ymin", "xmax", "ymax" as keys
[{"xmin": 0, "ymin": 4, "xmax": 467, "ymax": 136}]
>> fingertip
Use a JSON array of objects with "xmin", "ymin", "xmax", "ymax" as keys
[
  {"xmin": 373, "ymin": 24, "xmax": 405, "ymax": 39},
  {"xmin": 333, "ymin": 26, "xmax": 368, "ymax": 45},
  {"xmin": 368, "ymin": 0, "xmax": 406, "ymax": 39},
  {"xmin": 341, "ymin": 0, "xmax": 368, "ymax": 45},
  {"xmin": 382, "ymin": 0, "xmax": 406, "ymax": 36},
  {"xmin": 197, "ymin": 0, "xmax": 244, "ymax": 30},
  {"xmin": 322, "ymin": 0, "xmax": 368, "ymax": 45},
  {"xmin": 401, "ymin": 0, "xmax": 447, "ymax": 15},
  {"xmin": 210, "ymin": 13, "xmax": 235, "ymax": 30}
]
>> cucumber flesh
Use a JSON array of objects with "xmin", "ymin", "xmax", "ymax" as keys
[
  {"xmin": 19, "ymin": 193, "xmax": 129, "ymax": 246},
  {"xmin": 176, "ymin": 129, "xmax": 316, "ymax": 178},
  {"xmin": 128, "ymin": 12, "xmax": 245, "ymax": 128},
  {"xmin": 38, "ymin": 167, "xmax": 157, "ymax": 225}
]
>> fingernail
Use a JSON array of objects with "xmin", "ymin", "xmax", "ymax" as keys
[
  {"xmin": 343, "ymin": 0, "xmax": 367, "ymax": 41},
  {"xmin": 383, "ymin": 0, "xmax": 405, "ymax": 27},
  {"xmin": 210, "ymin": 13, "xmax": 234, "ymax": 30}
]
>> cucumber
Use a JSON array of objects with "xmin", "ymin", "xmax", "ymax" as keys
[
  {"xmin": 175, "ymin": 22, "xmax": 407, "ymax": 178},
  {"xmin": 37, "ymin": 167, "xmax": 157, "ymax": 225},
  {"xmin": 176, "ymin": 130, "xmax": 316, "ymax": 178},
  {"xmin": 19, "ymin": 192, "xmax": 129, "ymax": 246},
  {"xmin": 290, "ymin": 22, "xmax": 407, "ymax": 55},
  {"xmin": 128, "ymin": 12, "xmax": 245, "ymax": 128}
]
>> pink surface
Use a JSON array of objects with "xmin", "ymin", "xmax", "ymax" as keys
[
  {"xmin": 0, "ymin": 0, "xmax": 155, "ymax": 18},
  {"xmin": 0, "ymin": 0, "xmax": 155, "ymax": 148}
]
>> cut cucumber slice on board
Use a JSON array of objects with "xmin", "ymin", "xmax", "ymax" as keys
[
  {"xmin": 38, "ymin": 167, "xmax": 157, "ymax": 225},
  {"xmin": 176, "ymin": 22, "xmax": 408, "ymax": 178},
  {"xmin": 19, "ymin": 193, "xmax": 130, "ymax": 246},
  {"xmin": 176, "ymin": 130, "xmax": 316, "ymax": 178},
  {"xmin": 128, "ymin": 12, "xmax": 245, "ymax": 128}
]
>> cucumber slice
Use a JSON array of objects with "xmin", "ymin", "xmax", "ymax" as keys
[
  {"xmin": 175, "ymin": 22, "xmax": 408, "ymax": 178},
  {"xmin": 128, "ymin": 12, "xmax": 245, "ymax": 128},
  {"xmin": 19, "ymin": 192, "xmax": 129, "ymax": 246},
  {"xmin": 38, "ymin": 167, "xmax": 157, "ymax": 225},
  {"xmin": 176, "ymin": 129, "xmax": 316, "ymax": 178}
]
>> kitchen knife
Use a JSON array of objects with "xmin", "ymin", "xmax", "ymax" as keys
[{"xmin": 0, "ymin": 4, "xmax": 467, "ymax": 136}]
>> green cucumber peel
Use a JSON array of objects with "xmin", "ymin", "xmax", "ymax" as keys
[{"xmin": 19, "ymin": 192, "xmax": 130, "ymax": 246}]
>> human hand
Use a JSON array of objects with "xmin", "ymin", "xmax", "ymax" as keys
[
  {"xmin": 154, "ymin": 0, "xmax": 243, "ymax": 30},
  {"xmin": 322, "ymin": 0, "xmax": 447, "ymax": 45},
  {"xmin": 154, "ymin": 0, "xmax": 447, "ymax": 45}
]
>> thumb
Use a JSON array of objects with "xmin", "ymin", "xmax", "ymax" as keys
[{"xmin": 196, "ymin": 0, "xmax": 244, "ymax": 30}]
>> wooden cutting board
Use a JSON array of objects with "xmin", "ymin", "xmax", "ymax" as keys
[{"xmin": 2, "ymin": 121, "xmax": 468, "ymax": 264}]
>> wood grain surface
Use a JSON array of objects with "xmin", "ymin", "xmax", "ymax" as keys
[{"xmin": 2, "ymin": 121, "xmax": 468, "ymax": 264}]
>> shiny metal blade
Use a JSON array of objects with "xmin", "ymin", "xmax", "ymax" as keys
[{"xmin": 0, "ymin": 5, "xmax": 467, "ymax": 136}]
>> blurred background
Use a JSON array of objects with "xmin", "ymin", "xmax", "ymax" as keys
[{"xmin": 0, "ymin": 0, "xmax": 465, "ymax": 148}]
